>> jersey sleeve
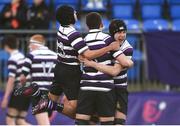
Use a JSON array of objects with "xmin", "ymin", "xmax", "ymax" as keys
[
  {"xmin": 103, "ymin": 35, "xmax": 114, "ymax": 46},
  {"xmin": 7, "ymin": 60, "xmax": 17, "ymax": 77},
  {"xmin": 111, "ymin": 49, "xmax": 124, "ymax": 58},
  {"xmin": 68, "ymin": 31, "xmax": 89, "ymax": 54},
  {"xmin": 114, "ymin": 47, "xmax": 133, "ymax": 64},
  {"xmin": 22, "ymin": 53, "xmax": 33, "ymax": 76}
]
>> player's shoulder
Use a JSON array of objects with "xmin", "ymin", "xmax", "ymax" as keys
[
  {"xmin": 9, "ymin": 51, "xmax": 24, "ymax": 61},
  {"xmin": 59, "ymin": 25, "xmax": 80, "ymax": 37},
  {"xmin": 121, "ymin": 40, "xmax": 133, "ymax": 49},
  {"xmin": 47, "ymin": 49, "xmax": 58, "ymax": 56},
  {"xmin": 98, "ymin": 32, "xmax": 112, "ymax": 40},
  {"xmin": 31, "ymin": 47, "xmax": 57, "ymax": 57}
]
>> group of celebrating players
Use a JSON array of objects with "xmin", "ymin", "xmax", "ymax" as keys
[{"xmin": 1, "ymin": 5, "xmax": 134, "ymax": 125}]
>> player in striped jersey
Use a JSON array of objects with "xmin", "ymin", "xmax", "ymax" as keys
[
  {"xmin": 30, "ymin": 5, "xmax": 120, "ymax": 118},
  {"xmin": 75, "ymin": 12, "xmax": 132, "ymax": 125},
  {"xmin": 80, "ymin": 19, "xmax": 133, "ymax": 125},
  {"xmin": 19, "ymin": 34, "xmax": 58, "ymax": 125},
  {"xmin": 31, "ymin": 10, "xmax": 132, "ymax": 121},
  {"xmin": 1, "ymin": 35, "xmax": 31, "ymax": 125}
]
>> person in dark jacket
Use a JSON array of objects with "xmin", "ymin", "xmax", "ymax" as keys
[
  {"xmin": 27, "ymin": 0, "xmax": 50, "ymax": 29},
  {"xmin": 0, "ymin": 0, "xmax": 28, "ymax": 29}
]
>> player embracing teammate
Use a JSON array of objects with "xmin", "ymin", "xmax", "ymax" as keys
[{"xmin": 16, "ymin": 5, "xmax": 134, "ymax": 125}]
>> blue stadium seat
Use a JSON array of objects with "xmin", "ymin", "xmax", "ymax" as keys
[
  {"xmin": 170, "ymin": 5, "xmax": 180, "ymax": 19},
  {"xmin": 128, "ymin": 49, "xmax": 143, "ymax": 80},
  {"xmin": 27, "ymin": 0, "xmax": 51, "ymax": 7},
  {"xmin": 172, "ymin": 20, "xmax": 180, "ymax": 31},
  {"xmin": 0, "ymin": 5, "xmax": 4, "ymax": 12},
  {"xmin": 124, "ymin": 19, "xmax": 140, "ymax": 31},
  {"xmin": 0, "ymin": 0, "xmax": 11, "ymax": 4},
  {"xmin": 142, "ymin": 5, "xmax": 162, "ymax": 19},
  {"xmin": 143, "ymin": 19, "xmax": 169, "ymax": 31},
  {"xmin": 112, "ymin": 5, "xmax": 133, "ymax": 19},
  {"xmin": 81, "ymin": 0, "xmax": 108, "ymax": 11},
  {"xmin": 111, "ymin": 0, "xmax": 136, "ymax": 5},
  {"xmin": 56, "ymin": 4, "xmax": 77, "ymax": 10},
  {"xmin": 55, "ymin": 0, "xmax": 79, "ymax": 10},
  {"xmin": 26, "ymin": 0, "xmax": 33, "ymax": 4},
  {"xmin": 55, "ymin": 0, "xmax": 79, "ymax": 4},
  {"xmin": 127, "ymin": 35, "xmax": 139, "ymax": 48},
  {"xmin": 0, "ymin": 50, "xmax": 9, "ymax": 80},
  {"xmin": 139, "ymin": 0, "xmax": 164, "ymax": 5},
  {"xmin": 56, "ymin": 22, "xmax": 60, "ymax": 30},
  {"xmin": 102, "ymin": 18, "xmax": 110, "ymax": 31},
  {"xmin": 167, "ymin": 0, "xmax": 180, "ymax": 5},
  {"xmin": 74, "ymin": 21, "xmax": 81, "ymax": 30}
]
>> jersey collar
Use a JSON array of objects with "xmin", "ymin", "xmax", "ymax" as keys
[{"xmin": 89, "ymin": 29, "xmax": 102, "ymax": 33}]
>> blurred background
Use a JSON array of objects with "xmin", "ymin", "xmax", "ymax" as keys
[{"xmin": 0, "ymin": 0, "xmax": 180, "ymax": 125}]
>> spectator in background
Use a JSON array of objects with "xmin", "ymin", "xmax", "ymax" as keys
[
  {"xmin": 0, "ymin": 0, "xmax": 28, "ymax": 29},
  {"xmin": 27, "ymin": 0, "xmax": 50, "ymax": 29}
]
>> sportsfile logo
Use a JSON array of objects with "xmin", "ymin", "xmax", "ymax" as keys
[{"xmin": 142, "ymin": 100, "xmax": 167, "ymax": 123}]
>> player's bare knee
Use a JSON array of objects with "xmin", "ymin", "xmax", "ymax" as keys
[
  {"xmin": 6, "ymin": 116, "xmax": 16, "ymax": 125},
  {"xmin": 16, "ymin": 118, "xmax": 25, "ymax": 125},
  {"xmin": 76, "ymin": 114, "xmax": 91, "ymax": 120},
  {"xmin": 100, "ymin": 117, "xmax": 114, "ymax": 125},
  {"xmin": 35, "ymin": 112, "xmax": 50, "ymax": 125},
  {"xmin": 99, "ymin": 116, "xmax": 114, "ymax": 122},
  {"xmin": 115, "ymin": 111, "xmax": 126, "ymax": 120}
]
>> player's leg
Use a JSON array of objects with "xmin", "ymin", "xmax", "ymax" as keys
[
  {"xmin": 49, "ymin": 62, "xmax": 82, "ymax": 118},
  {"xmin": 35, "ymin": 112, "xmax": 50, "ymax": 125},
  {"xmin": 115, "ymin": 88, "xmax": 128, "ymax": 125},
  {"xmin": 15, "ymin": 95, "xmax": 31, "ymax": 125},
  {"xmin": 32, "ymin": 91, "xmax": 50, "ymax": 125},
  {"xmin": 16, "ymin": 111, "xmax": 31, "ymax": 125},
  {"xmin": 48, "ymin": 86, "xmax": 76, "ymax": 118},
  {"xmin": 6, "ymin": 93, "xmax": 24, "ymax": 125},
  {"xmin": 97, "ymin": 90, "xmax": 116, "ymax": 125},
  {"xmin": 6, "ymin": 108, "xmax": 18, "ymax": 125},
  {"xmin": 75, "ymin": 90, "xmax": 95, "ymax": 125}
]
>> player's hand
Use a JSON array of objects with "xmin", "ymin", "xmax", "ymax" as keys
[
  {"xmin": 1, "ymin": 98, "xmax": 8, "ymax": 109},
  {"xmin": 109, "ymin": 41, "xmax": 120, "ymax": 51},
  {"xmin": 78, "ymin": 55, "xmax": 94, "ymax": 67},
  {"xmin": 83, "ymin": 59, "xmax": 94, "ymax": 67},
  {"xmin": 20, "ymin": 74, "xmax": 27, "ymax": 85},
  {"xmin": 14, "ymin": 83, "xmax": 40, "ymax": 97},
  {"xmin": 78, "ymin": 55, "xmax": 86, "ymax": 62}
]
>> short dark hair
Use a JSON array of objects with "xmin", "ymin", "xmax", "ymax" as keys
[
  {"xmin": 109, "ymin": 19, "xmax": 127, "ymax": 37},
  {"xmin": 56, "ymin": 5, "xmax": 75, "ymax": 26},
  {"xmin": 86, "ymin": 12, "xmax": 102, "ymax": 29},
  {"xmin": 2, "ymin": 35, "xmax": 18, "ymax": 49}
]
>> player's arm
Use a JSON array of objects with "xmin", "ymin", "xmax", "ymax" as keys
[
  {"xmin": 112, "ymin": 49, "xmax": 134, "ymax": 68},
  {"xmin": 2, "ymin": 77, "xmax": 15, "ymax": 101},
  {"xmin": 1, "ymin": 60, "xmax": 16, "ymax": 109},
  {"xmin": 116, "ymin": 53, "xmax": 133, "ymax": 68},
  {"xmin": 79, "ymin": 56, "xmax": 122, "ymax": 76},
  {"xmin": 20, "ymin": 54, "xmax": 33, "ymax": 84},
  {"xmin": 69, "ymin": 31, "xmax": 119, "ymax": 60},
  {"xmin": 82, "ymin": 42, "xmax": 119, "ymax": 60}
]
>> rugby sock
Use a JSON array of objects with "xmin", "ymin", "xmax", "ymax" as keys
[
  {"xmin": 114, "ymin": 118, "xmax": 126, "ymax": 125},
  {"xmin": 75, "ymin": 119, "xmax": 89, "ymax": 125},
  {"xmin": 100, "ymin": 121, "xmax": 114, "ymax": 125}
]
